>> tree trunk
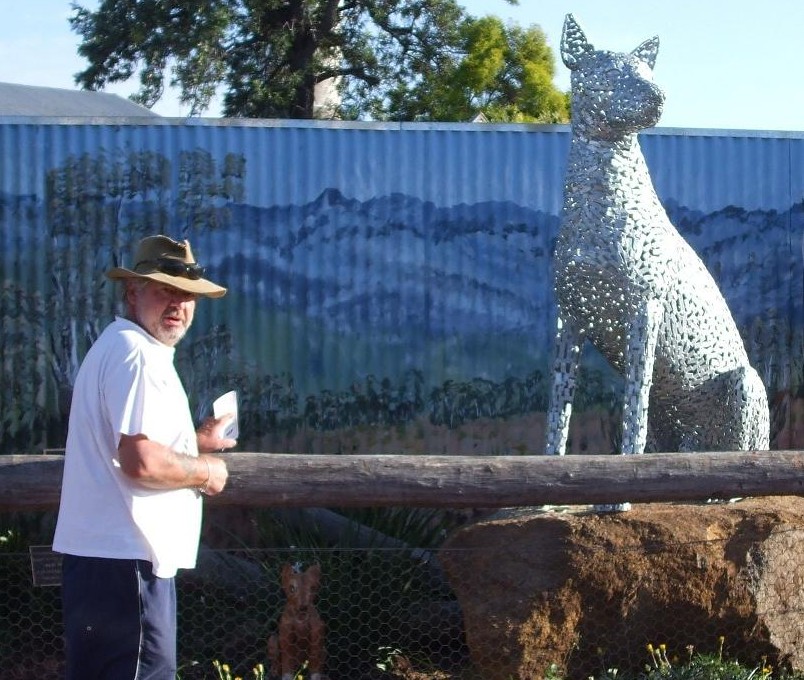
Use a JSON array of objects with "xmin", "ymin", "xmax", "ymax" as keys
[{"xmin": 2, "ymin": 450, "xmax": 803, "ymax": 511}]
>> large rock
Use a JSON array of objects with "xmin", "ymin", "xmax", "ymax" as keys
[{"xmin": 439, "ymin": 497, "xmax": 804, "ymax": 680}]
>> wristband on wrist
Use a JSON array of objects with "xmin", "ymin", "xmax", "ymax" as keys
[{"xmin": 199, "ymin": 457, "xmax": 211, "ymax": 494}]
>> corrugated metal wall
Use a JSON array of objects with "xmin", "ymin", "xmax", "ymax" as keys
[{"xmin": 0, "ymin": 119, "xmax": 801, "ymax": 455}]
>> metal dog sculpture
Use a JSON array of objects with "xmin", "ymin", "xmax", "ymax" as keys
[
  {"xmin": 268, "ymin": 563, "xmax": 325, "ymax": 680},
  {"xmin": 545, "ymin": 15, "xmax": 769, "ymax": 472}
]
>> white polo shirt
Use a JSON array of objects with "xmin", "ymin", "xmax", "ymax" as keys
[{"xmin": 53, "ymin": 317, "xmax": 202, "ymax": 578}]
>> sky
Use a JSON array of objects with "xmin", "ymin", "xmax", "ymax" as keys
[{"xmin": 1, "ymin": 0, "xmax": 803, "ymax": 132}]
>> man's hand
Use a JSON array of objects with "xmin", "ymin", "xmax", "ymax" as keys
[
  {"xmin": 198, "ymin": 453, "xmax": 229, "ymax": 496},
  {"xmin": 197, "ymin": 414, "xmax": 237, "ymax": 453}
]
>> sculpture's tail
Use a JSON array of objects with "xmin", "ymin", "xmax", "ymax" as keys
[{"xmin": 737, "ymin": 365, "xmax": 770, "ymax": 451}]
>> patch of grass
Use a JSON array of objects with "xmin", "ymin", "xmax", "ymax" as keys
[
  {"xmin": 550, "ymin": 638, "xmax": 804, "ymax": 680},
  {"xmin": 195, "ymin": 635, "xmax": 804, "ymax": 680}
]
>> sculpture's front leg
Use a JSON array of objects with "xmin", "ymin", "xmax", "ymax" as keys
[
  {"xmin": 621, "ymin": 298, "xmax": 663, "ymax": 455},
  {"xmin": 545, "ymin": 314, "xmax": 582, "ymax": 456}
]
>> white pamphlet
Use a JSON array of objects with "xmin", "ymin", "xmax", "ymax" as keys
[{"xmin": 212, "ymin": 390, "xmax": 239, "ymax": 440}]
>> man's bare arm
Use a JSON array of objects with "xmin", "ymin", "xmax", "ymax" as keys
[{"xmin": 118, "ymin": 434, "xmax": 228, "ymax": 495}]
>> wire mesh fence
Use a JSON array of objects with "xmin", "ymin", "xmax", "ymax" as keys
[{"xmin": 2, "ymin": 510, "xmax": 804, "ymax": 680}]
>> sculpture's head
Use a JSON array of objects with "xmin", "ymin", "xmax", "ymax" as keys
[{"xmin": 561, "ymin": 14, "xmax": 665, "ymax": 140}]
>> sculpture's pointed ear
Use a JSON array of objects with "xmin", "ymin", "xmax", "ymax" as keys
[
  {"xmin": 561, "ymin": 13, "xmax": 594, "ymax": 70},
  {"xmin": 632, "ymin": 35, "xmax": 659, "ymax": 70}
]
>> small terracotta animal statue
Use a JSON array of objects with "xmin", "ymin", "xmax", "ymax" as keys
[
  {"xmin": 545, "ymin": 15, "xmax": 769, "ymax": 470},
  {"xmin": 268, "ymin": 563, "xmax": 325, "ymax": 680}
]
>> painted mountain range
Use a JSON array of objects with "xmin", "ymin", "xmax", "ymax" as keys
[{"xmin": 198, "ymin": 188, "xmax": 802, "ymax": 395}]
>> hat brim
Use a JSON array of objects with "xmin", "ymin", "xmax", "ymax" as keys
[{"xmin": 106, "ymin": 268, "xmax": 227, "ymax": 298}]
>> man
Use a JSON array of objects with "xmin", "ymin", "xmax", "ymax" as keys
[{"xmin": 53, "ymin": 235, "xmax": 236, "ymax": 679}]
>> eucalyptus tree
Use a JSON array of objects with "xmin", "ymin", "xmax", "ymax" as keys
[
  {"xmin": 70, "ymin": 0, "xmax": 466, "ymax": 119},
  {"xmin": 69, "ymin": 0, "xmax": 566, "ymax": 122}
]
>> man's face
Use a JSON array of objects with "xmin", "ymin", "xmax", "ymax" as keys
[{"xmin": 126, "ymin": 280, "xmax": 197, "ymax": 347}]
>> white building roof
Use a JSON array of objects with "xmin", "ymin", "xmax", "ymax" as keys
[{"xmin": 0, "ymin": 82, "xmax": 160, "ymax": 117}]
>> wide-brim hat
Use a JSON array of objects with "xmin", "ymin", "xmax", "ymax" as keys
[{"xmin": 106, "ymin": 235, "xmax": 226, "ymax": 298}]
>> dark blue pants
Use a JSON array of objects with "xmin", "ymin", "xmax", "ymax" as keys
[{"xmin": 62, "ymin": 555, "xmax": 177, "ymax": 680}]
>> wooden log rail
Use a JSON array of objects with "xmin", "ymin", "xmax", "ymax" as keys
[{"xmin": 2, "ymin": 450, "xmax": 804, "ymax": 512}]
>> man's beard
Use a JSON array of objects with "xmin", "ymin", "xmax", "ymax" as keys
[
  {"xmin": 138, "ymin": 311, "xmax": 192, "ymax": 347},
  {"xmin": 153, "ymin": 323, "xmax": 189, "ymax": 346}
]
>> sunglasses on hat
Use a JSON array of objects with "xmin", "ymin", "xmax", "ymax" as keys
[{"xmin": 135, "ymin": 258, "xmax": 206, "ymax": 280}]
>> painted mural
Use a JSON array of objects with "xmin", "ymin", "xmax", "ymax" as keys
[{"xmin": 0, "ymin": 121, "xmax": 802, "ymax": 456}]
